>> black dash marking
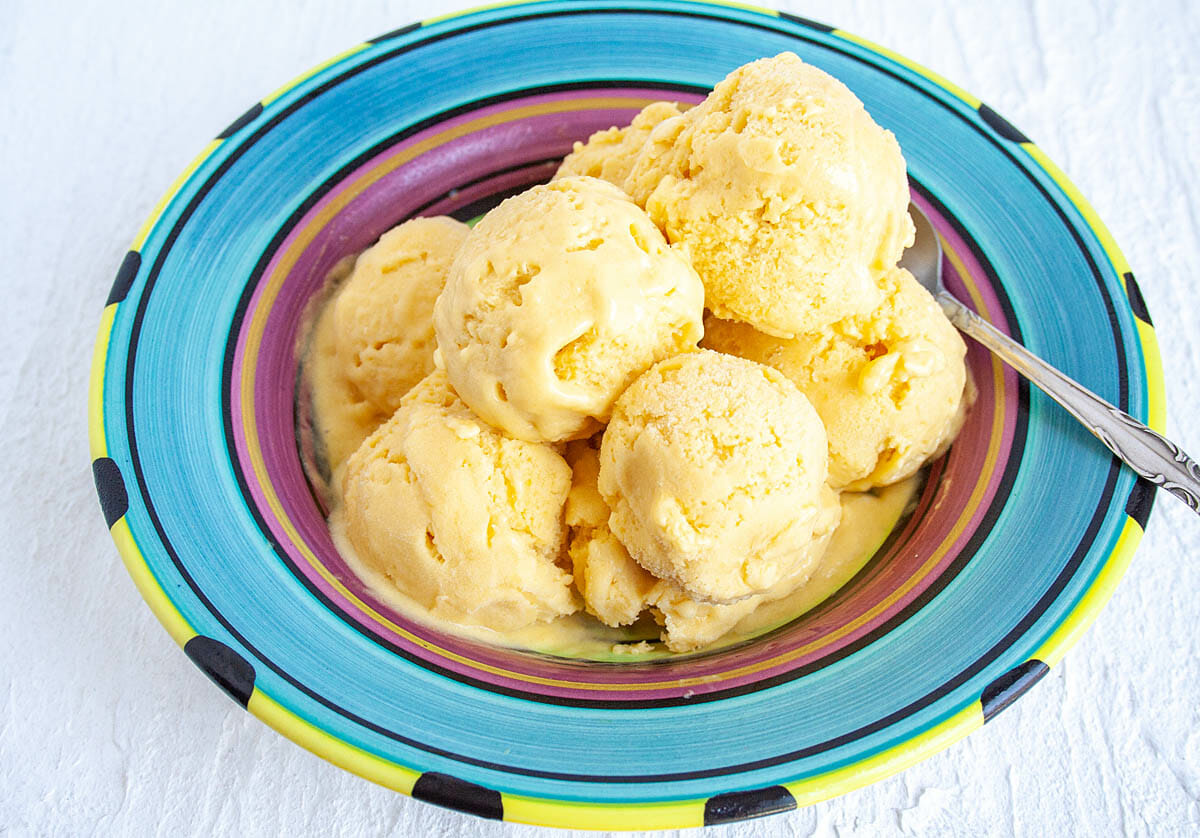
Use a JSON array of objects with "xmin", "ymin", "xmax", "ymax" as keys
[
  {"xmin": 216, "ymin": 103, "xmax": 264, "ymax": 139},
  {"xmin": 704, "ymin": 785, "xmax": 797, "ymax": 826},
  {"xmin": 105, "ymin": 251, "xmax": 141, "ymax": 306},
  {"xmin": 369, "ymin": 21, "xmax": 421, "ymax": 44},
  {"xmin": 978, "ymin": 103, "xmax": 1031, "ymax": 144},
  {"xmin": 1125, "ymin": 476, "xmax": 1156, "ymax": 531},
  {"xmin": 1124, "ymin": 272, "xmax": 1153, "ymax": 326},
  {"xmin": 183, "ymin": 636, "xmax": 256, "ymax": 708},
  {"xmin": 92, "ymin": 457, "xmax": 128, "ymax": 528},
  {"xmin": 981, "ymin": 659, "xmax": 1049, "ymax": 722},
  {"xmin": 778, "ymin": 11, "xmax": 834, "ymax": 32},
  {"xmin": 411, "ymin": 772, "xmax": 503, "ymax": 820}
]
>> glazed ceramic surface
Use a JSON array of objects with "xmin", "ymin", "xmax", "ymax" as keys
[{"xmin": 89, "ymin": 1, "xmax": 1162, "ymax": 828}]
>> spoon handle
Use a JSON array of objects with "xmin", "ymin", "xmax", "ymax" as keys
[{"xmin": 937, "ymin": 291, "xmax": 1200, "ymax": 514}]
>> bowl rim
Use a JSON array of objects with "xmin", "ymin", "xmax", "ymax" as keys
[{"xmin": 88, "ymin": 0, "xmax": 1164, "ymax": 829}]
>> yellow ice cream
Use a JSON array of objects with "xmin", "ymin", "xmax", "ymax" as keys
[
  {"xmin": 566, "ymin": 435, "xmax": 840, "ymax": 651},
  {"xmin": 598, "ymin": 350, "xmax": 835, "ymax": 603},
  {"xmin": 704, "ymin": 265, "xmax": 967, "ymax": 491},
  {"xmin": 626, "ymin": 52, "xmax": 915, "ymax": 338},
  {"xmin": 341, "ymin": 370, "xmax": 578, "ymax": 632},
  {"xmin": 649, "ymin": 500, "xmax": 837, "ymax": 651},
  {"xmin": 434, "ymin": 176, "xmax": 705, "ymax": 443},
  {"xmin": 302, "ymin": 284, "xmax": 388, "ymax": 481},
  {"xmin": 555, "ymin": 101, "xmax": 684, "ymax": 188},
  {"xmin": 333, "ymin": 216, "xmax": 469, "ymax": 415},
  {"xmin": 564, "ymin": 438, "xmax": 660, "ymax": 627}
]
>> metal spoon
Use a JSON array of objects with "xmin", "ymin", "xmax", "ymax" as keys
[{"xmin": 900, "ymin": 204, "xmax": 1200, "ymax": 513}]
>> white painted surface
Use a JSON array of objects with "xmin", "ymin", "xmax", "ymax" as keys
[{"xmin": 2, "ymin": 0, "xmax": 1198, "ymax": 835}]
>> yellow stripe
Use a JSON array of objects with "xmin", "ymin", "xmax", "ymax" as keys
[
  {"xmin": 247, "ymin": 691, "xmax": 421, "ymax": 795},
  {"xmin": 261, "ymin": 43, "xmax": 371, "ymax": 107},
  {"xmin": 1136, "ymin": 321, "xmax": 1166, "ymax": 431},
  {"xmin": 788, "ymin": 701, "xmax": 982, "ymax": 805},
  {"xmin": 834, "ymin": 31, "xmax": 982, "ymax": 109},
  {"xmin": 503, "ymin": 793, "xmax": 704, "ymax": 830},
  {"xmin": 687, "ymin": 0, "xmax": 779, "ymax": 15},
  {"xmin": 1021, "ymin": 144, "xmax": 1132, "ymax": 277},
  {"xmin": 92, "ymin": 308, "xmax": 193, "ymax": 647},
  {"xmin": 1030, "ymin": 516, "xmax": 1144, "ymax": 668},
  {"xmin": 110, "ymin": 517, "xmax": 195, "ymax": 646},
  {"xmin": 130, "ymin": 140, "xmax": 222, "ymax": 252},
  {"xmin": 251, "ymin": 681, "xmax": 703, "ymax": 829},
  {"xmin": 248, "ymin": 696, "xmax": 979, "ymax": 830},
  {"xmin": 89, "ymin": 304, "xmax": 117, "ymax": 460}
]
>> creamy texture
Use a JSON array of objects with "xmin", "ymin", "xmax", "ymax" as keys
[
  {"xmin": 650, "ymin": 492, "xmax": 838, "ymax": 652},
  {"xmin": 567, "ymin": 436, "xmax": 841, "ymax": 652},
  {"xmin": 341, "ymin": 371, "xmax": 578, "ymax": 632},
  {"xmin": 564, "ymin": 437, "xmax": 660, "ymax": 627},
  {"xmin": 434, "ymin": 176, "xmax": 705, "ymax": 443},
  {"xmin": 703, "ymin": 265, "xmax": 968, "ymax": 490},
  {"xmin": 555, "ymin": 101, "xmax": 685, "ymax": 187},
  {"xmin": 625, "ymin": 52, "xmax": 915, "ymax": 338},
  {"xmin": 328, "ymin": 474, "xmax": 920, "ymax": 659},
  {"xmin": 297, "ymin": 262, "xmax": 388, "ymax": 492},
  {"xmin": 598, "ymin": 350, "xmax": 835, "ymax": 604},
  {"xmin": 334, "ymin": 216, "xmax": 469, "ymax": 415}
]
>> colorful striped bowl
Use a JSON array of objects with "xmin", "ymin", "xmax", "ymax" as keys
[{"xmin": 88, "ymin": 1, "xmax": 1162, "ymax": 829}]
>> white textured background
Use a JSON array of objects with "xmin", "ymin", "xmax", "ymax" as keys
[{"xmin": 2, "ymin": 0, "xmax": 1198, "ymax": 835}]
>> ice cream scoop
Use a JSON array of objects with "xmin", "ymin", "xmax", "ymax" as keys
[
  {"xmin": 333, "ymin": 216, "xmax": 468, "ymax": 415},
  {"xmin": 627, "ymin": 52, "xmax": 914, "ymax": 339},
  {"xmin": 434, "ymin": 176, "xmax": 705, "ymax": 443},
  {"xmin": 556, "ymin": 101, "xmax": 684, "ymax": 188},
  {"xmin": 341, "ymin": 371, "xmax": 578, "ymax": 632},
  {"xmin": 566, "ymin": 435, "xmax": 841, "ymax": 651},
  {"xmin": 598, "ymin": 350, "xmax": 836, "ymax": 603}
]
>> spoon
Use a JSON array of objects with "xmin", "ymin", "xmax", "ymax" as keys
[{"xmin": 900, "ymin": 204, "xmax": 1200, "ymax": 513}]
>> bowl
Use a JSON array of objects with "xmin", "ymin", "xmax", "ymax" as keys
[{"xmin": 88, "ymin": 0, "xmax": 1163, "ymax": 829}]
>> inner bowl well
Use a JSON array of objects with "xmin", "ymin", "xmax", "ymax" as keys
[{"xmin": 229, "ymin": 85, "xmax": 1019, "ymax": 705}]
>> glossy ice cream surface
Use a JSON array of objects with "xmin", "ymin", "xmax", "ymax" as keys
[
  {"xmin": 434, "ymin": 176, "xmax": 705, "ymax": 443},
  {"xmin": 341, "ymin": 371, "xmax": 578, "ymax": 632},
  {"xmin": 334, "ymin": 216, "xmax": 468, "ymax": 415}
]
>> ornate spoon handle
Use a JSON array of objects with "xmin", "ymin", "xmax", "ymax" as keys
[{"xmin": 937, "ymin": 291, "xmax": 1200, "ymax": 514}]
